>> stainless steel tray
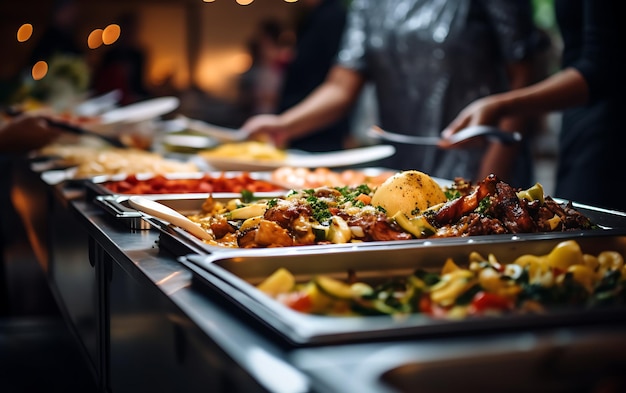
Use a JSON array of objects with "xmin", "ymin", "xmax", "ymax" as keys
[
  {"xmin": 181, "ymin": 232, "xmax": 626, "ymax": 346},
  {"xmin": 94, "ymin": 193, "xmax": 286, "ymax": 232},
  {"xmin": 124, "ymin": 193, "xmax": 626, "ymax": 256},
  {"xmin": 83, "ymin": 170, "xmax": 288, "ymax": 201}
]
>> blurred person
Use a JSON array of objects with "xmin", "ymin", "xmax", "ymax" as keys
[
  {"xmin": 29, "ymin": 0, "xmax": 83, "ymax": 65},
  {"xmin": 17, "ymin": 0, "xmax": 89, "ymax": 112},
  {"xmin": 237, "ymin": 19, "xmax": 293, "ymax": 119},
  {"xmin": 92, "ymin": 12, "xmax": 150, "ymax": 105},
  {"xmin": 441, "ymin": 0, "xmax": 625, "ymax": 210},
  {"xmin": 276, "ymin": 0, "xmax": 349, "ymax": 152},
  {"xmin": 242, "ymin": 0, "xmax": 546, "ymax": 187}
]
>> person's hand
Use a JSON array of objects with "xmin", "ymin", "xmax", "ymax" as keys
[
  {"xmin": 240, "ymin": 114, "xmax": 290, "ymax": 148},
  {"xmin": 439, "ymin": 95, "xmax": 505, "ymax": 148},
  {"xmin": 0, "ymin": 115, "xmax": 62, "ymax": 154}
]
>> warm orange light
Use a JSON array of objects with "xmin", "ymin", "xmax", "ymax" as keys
[
  {"xmin": 231, "ymin": 52, "xmax": 253, "ymax": 74},
  {"xmin": 17, "ymin": 23, "xmax": 33, "ymax": 42},
  {"xmin": 102, "ymin": 24, "xmax": 121, "ymax": 45},
  {"xmin": 32, "ymin": 61, "xmax": 48, "ymax": 80},
  {"xmin": 284, "ymin": 0, "xmax": 298, "ymax": 2},
  {"xmin": 236, "ymin": 0, "xmax": 254, "ymax": 5},
  {"xmin": 202, "ymin": 0, "xmax": 216, "ymax": 2},
  {"xmin": 88, "ymin": 29, "xmax": 104, "ymax": 49}
]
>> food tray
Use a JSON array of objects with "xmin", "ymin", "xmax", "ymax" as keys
[
  {"xmin": 122, "ymin": 193, "xmax": 626, "ymax": 256},
  {"xmin": 82, "ymin": 170, "xmax": 287, "ymax": 200},
  {"xmin": 94, "ymin": 193, "xmax": 286, "ymax": 232},
  {"xmin": 180, "ymin": 232, "xmax": 626, "ymax": 346}
]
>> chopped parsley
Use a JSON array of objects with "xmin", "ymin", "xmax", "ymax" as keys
[
  {"xmin": 336, "ymin": 184, "xmax": 373, "ymax": 206},
  {"xmin": 445, "ymin": 189, "xmax": 462, "ymax": 200},
  {"xmin": 306, "ymin": 195, "xmax": 332, "ymax": 223}
]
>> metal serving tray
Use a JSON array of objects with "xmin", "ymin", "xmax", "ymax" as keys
[
  {"xmin": 83, "ymin": 170, "xmax": 288, "ymax": 201},
  {"xmin": 181, "ymin": 232, "xmax": 626, "ymax": 346},
  {"xmin": 94, "ymin": 192, "xmax": 286, "ymax": 232},
  {"xmin": 113, "ymin": 192, "xmax": 626, "ymax": 256}
]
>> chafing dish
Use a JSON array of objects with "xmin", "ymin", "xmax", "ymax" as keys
[{"xmin": 181, "ymin": 232, "xmax": 626, "ymax": 346}]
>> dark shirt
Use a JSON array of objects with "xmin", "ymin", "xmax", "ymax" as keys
[
  {"xmin": 555, "ymin": 0, "xmax": 624, "ymax": 103},
  {"xmin": 279, "ymin": 0, "xmax": 349, "ymax": 152},
  {"xmin": 337, "ymin": 0, "xmax": 543, "ymax": 183},
  {"xmin": 554, "ymin": 0, "xmax": 626, "ymax": 210}
]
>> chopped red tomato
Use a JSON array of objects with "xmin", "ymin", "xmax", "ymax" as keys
[
  {"xmin": 418, "ymin": 294, "xmax": 432, "ymax": 314},
  {"xmin": 279, "ymin": 291, "xmax": 313, "ymax": 313},
  {"xmin": 469, "ymin": 291, "xmax": 513, "ymax": 314}
]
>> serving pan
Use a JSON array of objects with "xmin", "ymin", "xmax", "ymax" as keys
[
  {"xmin": 94, "ymin": 191, "xmax": 286, "ymax": 232},
  {"xmin": 83, "ymin": 170, "xmax": 287, "ymax": 201},
  {"xmin": 180, "ymin": 231, "xmax": 626, "ymax": 346},
  {"xmin": 111, "ymin": 191, "xmax": 626, "ymax": 256}
]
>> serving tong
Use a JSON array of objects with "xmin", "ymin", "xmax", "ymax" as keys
[
  {"xmin": 367, "ymin": 125, "xmax": 522, "ymax": 146},
  {"xmin": 128, "ymin": 196, "xmax": 214, "ymax": 241},
  {"xmin": 2, "ymin": 105, "xmax": 126, "ymax": 148}
]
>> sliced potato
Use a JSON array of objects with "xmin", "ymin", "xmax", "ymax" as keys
[{"xmin": 371, "ymin": 170, "xmax": 447, "ymax": 217}]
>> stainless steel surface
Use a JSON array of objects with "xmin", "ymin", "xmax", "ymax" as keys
[
  {"xmin": 182, "ymin": 233, "xmax": 626, "ymax": 345},
  {"xmin": 128, "ymin": 195, "xmax": 215, "ymax": 241},
  {"xmin": 93, "ymin": 195, "xmax": 150, "ymax": 229},
  {"xmin": 368, "ymin": 125, "xmax": 523, "ymax": 146},
  {"xmin": 111, "ymin": 192, "xmax": 626, "ymax": 257},
  {"xmin": 21, "ymin": 159, "xmax": 626, "ymax": 393},
  {"xmin": 84, "ymin": 170, "xmax": 285, "ymax": 199}
]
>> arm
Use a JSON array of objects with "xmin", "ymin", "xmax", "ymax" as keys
[
  {"xmin": 242, "ymin": 66, "xmax": 365, "ymax": 148},
  {"xmin": 0, "ymin": 115, "xmax": 62, "ymax": 154},
  {"xmin": 442, "ymin": 67, "xmax": 589, "ymax": 138},
  {"xmin": 476, "ymin": 59, "xmax": 538, "ymax": 183}
]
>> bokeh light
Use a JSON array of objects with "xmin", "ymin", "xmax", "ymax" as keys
[
  {"xmin": 31, "ymin": 61, "xmax": 48, "ymax": 80},
  {"xmin": 88, "ymin": 28, "xmax": 104, "ymax": 49},
  {"xmin": 102, "ymin": 24, "xmax": 121, "ymax": 45},
  {"xmin": 236, "ymin": 0, "xmax": 254, "ymax": 5},
  {"xmin": 17, "ymin": 23, "xmax": 33, "ymax": 42}
]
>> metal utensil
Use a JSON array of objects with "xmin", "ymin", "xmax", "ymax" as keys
[
  {"xmin": 368, "ymin": 125, "xmax": 522, "ymax": 146},
  {"xmin": 128, "ymin": 196, "xmax": 214, "ymax": 241},
  {"xmin": 177, "ymin": 116, "xmax": 251, "ymax": 142},
  {"xmin": 45, "ymin": 118, "xmax": 127, "ymax": 148}
]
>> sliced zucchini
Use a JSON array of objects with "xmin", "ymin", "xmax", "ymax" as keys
[
  {"xmin": 393, "ymin": 212, "xmax": 436, "ymax": 238},
  {"xmin": 351, "ymin": 298, "xmax": 400, "ymax": 315},
  {"xmin": 314, "ymin": 275, "xmax": 355, "ymax": 300},
  {"xmin": 229, "ymin": 203, "xmax": 267, "ymax": 220}
]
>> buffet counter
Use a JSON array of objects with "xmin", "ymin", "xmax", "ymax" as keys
[{"xmin": 15, "ymin": 158, "xmax": 626, "ymax": 393}]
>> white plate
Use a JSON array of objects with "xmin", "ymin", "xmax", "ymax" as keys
[
  {"xmin": 100, "ymin": 96, "xmax": 179, "ymax": 125},
  {"xmin": 203, "ymin": 145, "xmax": 396, "ymax": 171},
  {"xmin": 162, "ymin": 134, "xmax": 217, "ymax": 150},
  {"xmin": 74, "ymin": 89, "xmax": 122, "ymax": 116}
]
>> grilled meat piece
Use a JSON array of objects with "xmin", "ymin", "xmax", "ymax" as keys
[
  {"xmin": 487, "ymin": 181, "xmax": 537, "ymax": 233},
  {"xmin": 264, "ymin": 201, "xmax": 312, "ymax": 229},
  {"xmin": 433, "ymin": 174, "xmax": 498, "ymax": 225},
  {"xmin": 238, "ymin": 220, "xmax": 294, "ymax": 248}
]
